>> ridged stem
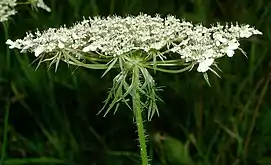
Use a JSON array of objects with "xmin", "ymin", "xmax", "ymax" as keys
[{"xmin": 132, "ymin": 66, "xmax": 148, "ymax": 165}]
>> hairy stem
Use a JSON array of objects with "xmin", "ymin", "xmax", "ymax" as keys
[{"xmin": 132, "ymin": 66, "xmax": 148, "ymax": 165}]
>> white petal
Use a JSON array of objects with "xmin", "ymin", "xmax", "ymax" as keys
[
  {"xmin": 150, "ymin": 41, "xmax": 166, "ymax": 50},
  {"xmin": 228, "ymin": 41, "xmax": 240, "ymax": 50},
  {"xmin": 34, "ymin": 46, "xmax": 45, "ymax": 57},
  {"xmin": 240, "ymin": 30, "xmax": 252, "ymax": 38},
  {"xmin": 239, "ymin": 25, "xmax": 255, "ymax": 38},
  {"xmin": 226, "ymin": 49, "xmax": 235, "ymax": 57},
  {"xmin": 203, "ymin": 49, "xmax": 214, "ymax": 58},
  {"xmin": 36, "ymin": 0, "xmax": 51, "ymax": 12},
  {"xmin": 6, "ymin": 39, "xmax": 18, "ymax": 49},
  {"xmin": 197, "ymin": 58, "xmax": 214, "ymax": 72},
  {"xmin": 6, "ymin": 39, "xmax": 13, "ymax": 45},
  {"xmin": 215, "ymin": 40, "xmax": 220, "ymax": 46},
  {"xmin": 58, "ymin": 42, "xmax": 65, "ymax": 49},
  {"xmin": 204, "ymin": 58, "xmax": 214, "ymax": 66},
  {"xmin": 213, "ymin": 33, "xmax": 227, "ymax": 43},
  {"xmin": 253, "ymin": 29, "xmax": 263, "ymax": 35},
  {"xmin": 83, "ymin": 45, "xmax": 97, "ymax": 52}
]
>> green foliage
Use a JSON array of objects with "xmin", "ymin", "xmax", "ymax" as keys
[{"xmin": 0, "ymin": 0, "xmax": 271, "ymax": 165}]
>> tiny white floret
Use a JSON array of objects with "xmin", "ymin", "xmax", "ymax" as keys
[
  {"xmin": 6, "ymin": 39, "xmax": 19, "ymax": 49},
  {"xmin": 83, "ymin": 45, "xmax": 97, "ymax": 52},
  {"xmin": 239, "ymin": 25, "xmax": 253, "ymax": 38},
  {"xmin": 223, "ymin": 40, "xmax": 240, "ymax": 57},
  {"xmin": 197, "ymin": 58, "xmax": 214, "ymax": 72},
  {"xmin": 58, "ymin": 42, "xmax": 65, "ymax": 49},
  {"xmin": 34, "ymin": 46, "xmax": 45, "ymax": 57}
]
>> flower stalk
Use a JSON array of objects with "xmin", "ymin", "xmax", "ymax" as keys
[{"xmin": 132, "ymin": 65, "xmax": 149, "ymax": 165}]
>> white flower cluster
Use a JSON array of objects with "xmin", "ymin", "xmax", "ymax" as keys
[
  {"xmin": 0, "ymin": 0, "xmax": 50, "ymax": 22},
  {"xmin": 30, "ymin": 0, "xmax": 51, "ymax": 12},
  {"xmin": 6, "ymin": 14, "xmax": 262, "ymax": 72},
  {"xmin": 0, "ymin": 0, "xmax": 17, "ymax": 22}
]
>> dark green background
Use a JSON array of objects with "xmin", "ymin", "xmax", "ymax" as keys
[{"xmin": 0, "ymin": 0, "xmax": 270, "ymax": 165}]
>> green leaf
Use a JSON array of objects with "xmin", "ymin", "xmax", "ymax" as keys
[{"xmin": 161, "ymin": 134, "xmax": 194, "ymax": 165}]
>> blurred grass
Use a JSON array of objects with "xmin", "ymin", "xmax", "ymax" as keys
[{"xmin": 0, "ymin": 0, "xmax": 271, "ymax": 165}]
